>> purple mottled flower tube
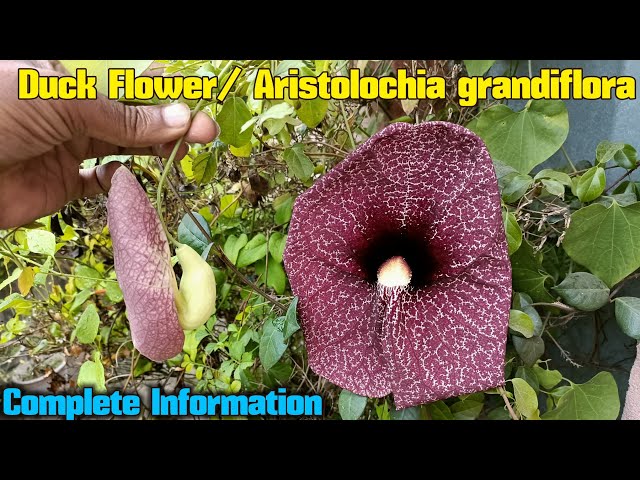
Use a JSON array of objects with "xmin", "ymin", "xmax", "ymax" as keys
[{"xmin": 107, "ymin": 167, "xmax": 184, "ymax": 362}]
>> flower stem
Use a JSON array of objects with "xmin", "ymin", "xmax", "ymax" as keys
[
  {"xmin": 156, "ymin": 99, "xmax": 206, "ymax": 248},
  {"xmin": 560, "ymin": 145, "xmax": 578, "ymax": 173},
  {"xmin": 340, "ymin": 101, "xmax": 356, "ymax": 150},
  {"xmin": 498, "ymin": 386, "xmax": 519, "ymax": 420}
]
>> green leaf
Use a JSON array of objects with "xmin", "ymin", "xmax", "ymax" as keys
[
  {"xmin": 297, "ymin": 98, "xmax": 329, "ymax": 128},
  {"xmin": 468, "ymin": 100, "xmax": 569, "ymax": 174},
  {"xmin": 614, "ymin": 144, "xmax": 637, "ymax": 169},
  {"xmin": 513, "ymin": 335, "xmax": 545, "ymax": 367},
  {"xmin": 75, "ymin": 303, "xmax": 100, "ymax": 344},
  {"xmin": 255, "ymin": 256, "xmax": 286, "ymax": 294},
  {"xmin": 553, "ymin": 272, "xmax": 610, "ymax": 311},
  {"xmin": 283, "ymin": 297, "xmax": 300, "ymax": 340},
  {"xmin": 0, "ymin": 293, "xmax": 26, "ymax": 313},
  {"xmin": 515, "ymin": 366, "xmax": 540, "ymax": 392},
  {"xmin": 563, "ymin": 201, "xmax": 640, "ymax": 287},
  {"xmin": 223, "ymin": 234, "xmax": 248, "ymax": 265},
  {"xmin": 217, "ymin": 97, "xmax": 253, "ymax": 148},
  {"xmin": 77, "ymin": 355, "xmax": 106, "ymax": 393},
  {"xmin": 511, "ymin": 377, "xmax": 539, "ymax": 419},
  {"xmin": 262, "ymin": 118, "xmax": 287, "ymax": 136},
  {"xmin": 182, "ymin": 328, "xmax": 204, "ymax": 360},
  {"xmin": 219, "ymin": 194, "xmax": 239, "ymax": 219},
  {"xmin": 450, "ymin": 399, "xmax": 483, "ymax": 420},
  {"xmin": 60, "ymin": 60, "xmax": 152, "ymax": 96},
  {"xmin": 542, "ymin": 372, "xmax": 620, "ymax": 420},
  {"xmin": 264, "ymin": 362, "xmax": 293, "ymax": 387},
  {"xmin": 69, "ymin": 288, "xmax": 94, "ymax": 314},
  {"xmin": 597, "ymin": 192, "xmax": 638, "ymax": 208},
  {"xmin": 541, "ymin": 179, "xmax": 565, "ymax": 197},
  {"xmin": 105, "ymin": 281, "xmax": 124, "ymax": 303},
  {"xmin": 575, "ymin": 166, "xmax": 606, "ymax": 202},
  {"xmin": 133, "ymin": 357, "xmax": 153, "ymax": 377},
  {"xmin": 512, "ymin": 292, "xmax": 543, "ymax": 336},
  {"xmin": 26, "ymin": 230, "xmax": 56, "ymax": 256},
  {"xmin": 614, "ymin": 297, "xmax": 640, "ymax": 339},
  {"xmin": 390, "ymin": 406, "xmax": 421, "ymax": 420},
  {"xmin": 237, "ymin": 234, "xmax": 268, "ymax": 268},
  {"xmin": 339, "ymin": 389, "xmax": 367, "ymax": 420},
  {"xmin": 463, "ymin": 60, "xmax": 496, "ymax": 77},
  {"xmin": 248, "ymin": 102, "xmax": 295, "ymax": 131},
  {"xmin": 177, "ymin": 213, "xmax": 211, "ymax": 255},
  {"xmin": 511, "ymin": 241, "xmax": 554, "ymax": 303},
  {"xmin": 74, "ymin": 265, "xmax": 102, "ymax": 290},
  {"xmin": 499, "ymin": 173, "xmax": 534, "ymax": 203},
  {"xmin": 259, "ymin": 317, "xmax": 287, "ymax": 370},
  {"xmin": 426, "ymin": 401, "xmax": 454, "ymax": 420},
  {"xmin": 283, "ymin": 144, "xmax": 314, "ymax": 181},
  {"xmin": 596, "ymin": 141, "xmax": 625, "ymax": 164},
  {"xmin": 549, "ymin": 385, "xmax": 572, "ymax": 401},
  {"xmin": 486, "ymin": 406, "xmax": 512, "ymax": 420},
  {"xmin": 268, "ymin": 232, "xmax": 287, "ymax": 263},
  {"xmin": 0, "ymin": 268, "xmax": 22, "ymax": 292},
  {"xmin": 509, "ymin": 310, "xmax": 534, "ymax": 338},
  {"xmin": 534, "ymin": 169, "xmax": 573, "ymax": 186},
  {"xmin": 532, "ymin": 364, "xmax": 562, "ymax": 390},
  {"xmin": 274, "ymin": 194, "xmax": 294, "ymax": 225},
  {"xmin": 596, "ymin": 141, "xmax": 637, "ymax": 168},
  {"xmin": 192, "ymin": 152, "xmax": 217, "ymax": 185},
  {"xmin": 503, "ymin": 211, "xmax": 522, "ymax": 255}
]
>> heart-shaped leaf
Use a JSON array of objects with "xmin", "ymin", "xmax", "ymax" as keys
[
  {"xmin": 542, "ymin": 372, "xmax": 619, "ymax": 420},
  {"xmin": 217, "ymin": 97, "xmax": 253, "ymax": 148},
  {"xmin": 468, "ymin": 100, "xmax": 569, "ymax": 174},
  {"xmin": 563, "ymin": 201, "xmax": 640, "ymax": 287},
  {"xmin": 259, "ymin": 317, "xmax": 287, "ymax": 371}
]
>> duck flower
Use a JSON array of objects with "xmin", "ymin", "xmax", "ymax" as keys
[
  {"xmin": 284, "ymin": 121, "xmax": 511, "ymax": 408},
  {"xmin": 107, "ymin": 167, "xmax": 184, "ymax": 362}
]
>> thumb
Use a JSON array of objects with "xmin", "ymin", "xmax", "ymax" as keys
[{"xmin": 75, "ymin": 98, "xmax": 192, "ymax": 147}]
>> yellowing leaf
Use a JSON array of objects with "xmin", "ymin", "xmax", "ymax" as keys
[
  {"xmin": 18, "ymin": 267, "xmax": 35, "ymax": 296},
  {"xmin": 230, "ymin": 143, "xmax": 252, "ymax": 157}
]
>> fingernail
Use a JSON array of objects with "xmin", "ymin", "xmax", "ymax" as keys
[{"xmin": 162, "ymin": 103, "xmax": 190, "ymax": 128}]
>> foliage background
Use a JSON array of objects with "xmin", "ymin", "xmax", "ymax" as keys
[{"xmin": 0, "ymin": 59, "xmax": 637, "ymax": 420}]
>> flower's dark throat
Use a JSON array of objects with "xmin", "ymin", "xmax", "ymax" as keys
[{"xmin": 356, "ymin": 231, "xmax": 438, "ymax": 289}]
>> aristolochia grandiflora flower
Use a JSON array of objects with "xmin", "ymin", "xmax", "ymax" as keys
[
  {"xmin": 108, "ymin": 167, "xmax": 217, "ymax": 362},
  {"xmin": 108, "ymin": 167, "xmax": 185, "ymax": 361},
  {"xmin": 283, "ymin": 121, "xmax": 512, "ymax": 408}
]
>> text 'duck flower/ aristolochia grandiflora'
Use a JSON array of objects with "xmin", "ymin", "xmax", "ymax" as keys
[{"xmin": 283, "ymin": 121, "xmax": 512, "ymax": 408}]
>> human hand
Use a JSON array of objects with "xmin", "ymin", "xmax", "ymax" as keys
[{"xmin": 0, "ymin": 60, "xmax": 218, "ymax": 229}]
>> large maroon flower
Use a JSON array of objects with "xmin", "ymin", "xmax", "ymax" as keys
[{"xmin": 283, "ymin": 121, "xmax": 511, "ymax": 408}]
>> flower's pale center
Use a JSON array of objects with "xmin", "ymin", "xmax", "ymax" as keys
[{"xmin": 377, "ymin": 256, "xmax": 412, "ymax": 288}]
